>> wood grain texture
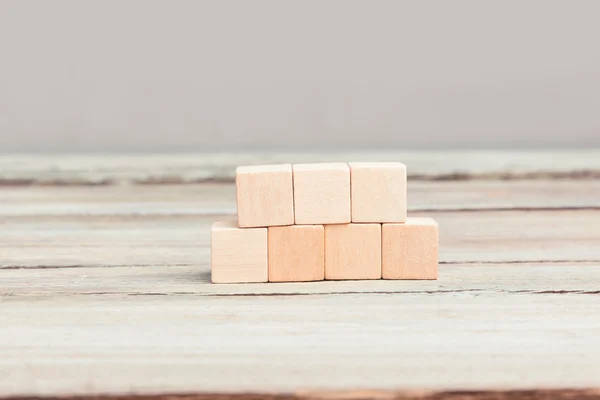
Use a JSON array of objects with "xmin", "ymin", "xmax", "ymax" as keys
[
  {"xmin": 2, "ymin": 181, "xmax": 600, "ymax": 218},
  {"xmin": 235, "ymin": 164, "xmax": 294, "ymax": 228},
  {"xmin": 382, "ymin": 218, "xmax": 438, "ymax": 280},
  {"xmin": 211, "ymin": 221, "xmax": 267, "ymax": 283},
  {"xmin": 325, "ymin": 224, "xmax": 381, "ymax": 280},
  {"xmin": 2, "ymin": 151, "xmax": 599, "ymax": 184},
  {"xmin": 349, "ymin": 162, "xmax": 406, "ymax": 223},
  {"xmin": 292, "ymin": 163, "xmax": 351, "ymax": 225},
  {"xmin": 1, "ymin": 153, "xmax": 599, "ymax": 397},
  {"xmin": 2, "ymin": 210, "xmax": 598, "ymax": 269},
  {"xmin": 268, "ymin": 225, "xmax": 324, "ymax": 282},
  {"xmin": 1, "ymin": 284, "xmax": 600, "ymax": 395},
  {"xmin": 2, "ymin": 263, "xmax": 599, "ymax": 297}
]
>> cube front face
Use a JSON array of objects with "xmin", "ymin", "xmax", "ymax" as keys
[
  {"xmin": 211, "ymin": 221, "xmax": 268, "ymax": 283},
  {"xmin": 325, "ymin": 223, "xmax": 381, "ymax": 280},
  {"xmin": 350, "ymin": 162, "xmax": 407, "ymax": 223},
  {"xmin": 236, "ymin": 164, "xmax": 294, "ymax": 228},
  {"xmin": 268, "ymin": 225, "xmax": 324, "ymax": 282},
  {"xmin": 382, "ymin": 218, "xmax": 438, "ymax": 280},
  {"xmin": 293, "ymin": 163, "xmax": 351, "ymax": 225}
]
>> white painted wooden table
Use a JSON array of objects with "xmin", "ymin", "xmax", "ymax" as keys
[{"xmin": 1, "ymin": 151, "xmax": 599, "ymax": 400}]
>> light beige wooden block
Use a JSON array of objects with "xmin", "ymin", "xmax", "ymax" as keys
[
  {"xmin": 236, "ymin": 164, "xmax": 294, "ymax": 228},
  {"xmin": 293, "ymin": 163, "xmax": 351, "ymax": 225},
  {"xmin": 349, "ymin": 162, "xmax": 407, "ymax": 223},
  {"xmin": 211, "ymin": 221, "xmax": 267, "ymax": 283},
  {"xmin": 382, "ymin": 218, "xmax": 438, "ymax": 280},
  {"xmin": 268, "ymin": 225, "xmax": 324, "ymax": 282},
  {"xmin": 325, "ymin": 223, "xmax": 381, "ymax": 280}
]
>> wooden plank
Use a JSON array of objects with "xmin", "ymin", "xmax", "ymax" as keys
[
  {"xmin": 1, "ymin": 284, "xmax": 599, "ymax": 395},
  {"xmin": 1, "ymin": 181, "xmax": 600, "ymax": 217},
  {"xmin": 1, "ymin": 210, "xmax": 599, "ymax": 268},
  {"xmin": 1, "ymin": 264, "xmax": 598, "ymax": 297},
  {"xmin": 1, "ymin": 151, "xmax": 599, "ymax": 185}
]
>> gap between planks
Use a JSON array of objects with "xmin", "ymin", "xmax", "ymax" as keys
[
  {"xmin": 2, "ymin": 207, "xmax": 600, "ymax": 220},
  {"xmin": 2, "ymin": 389, "xmax": 600, "ymax": 400},
  {"xmin": 2, "ymin": 259, "xmax": 600, "ymax": 270}
]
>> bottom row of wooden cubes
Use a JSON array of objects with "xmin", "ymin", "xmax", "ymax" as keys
[{"xmin": 211, "ymin": 218, "xmax": 438, "ymax": 283}]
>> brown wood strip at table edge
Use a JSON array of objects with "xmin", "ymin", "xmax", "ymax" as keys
[{"xmin": 3, "ymin": 389, "xmax": 600, "ymax": 400}]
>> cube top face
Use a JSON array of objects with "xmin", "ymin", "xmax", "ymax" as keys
[
  {"xmin": 349, "ymin": 162, "xmax": 407, "ymax": 223},
  {"xmin": 211, "ymin": 222, "xmax": 268, "ymax": 284},
  {"xmin": 236, "ymin": 164, "xmax": 294, "ymax": 228},
  {"xmin": 268, "ymin": 225, "xmax": 324, "ymax": 282},
  {"xmin": 404, "ymin": 217, "xmax": 437, "ymax": 227},
  {"xmin": 325, "ymin": 223, "xmax": 381, "ymax": 280},
  {"xmin": 293, "ymin": 162, "xmax": 349, "ymax": 172},
  {"xmin": 382, "ymin": 218, "xmax": 438, "ymax": 280},
  {"xmin": 212, "ymin": 220, "xmax": 239, "ymax": 230},
  {"xmin": 292, "ymin": 163, "xmax": 351, "ymax": 225}
]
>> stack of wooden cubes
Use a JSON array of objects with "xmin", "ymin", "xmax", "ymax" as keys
[{"xmin": 211, "ymin": 162, "xmax": 438, "ymax": 283}]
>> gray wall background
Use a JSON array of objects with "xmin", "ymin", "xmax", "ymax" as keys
[{"xmin": 1, "ymin": 0, "xmax": 599, "ymax": 153}]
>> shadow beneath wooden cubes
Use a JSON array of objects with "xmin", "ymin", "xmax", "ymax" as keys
[{"xmin": 195, "ymin": 269, "xmax": 212, "ymax": 283}]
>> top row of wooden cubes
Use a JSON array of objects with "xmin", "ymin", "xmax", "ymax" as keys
[{"xmin": 236, "ymin": 162, "xmax": 407, "ymax": 227}]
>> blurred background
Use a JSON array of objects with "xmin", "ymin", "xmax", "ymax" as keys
[{"xmin": 1, "ymin": 0, "xmax": 599, "ymax": 154}]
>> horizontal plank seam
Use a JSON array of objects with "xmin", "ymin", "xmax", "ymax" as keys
[
  {"xmin": 3, "ymin": 169, "xmax": 600, "ymax": 186},
  {"xmin": 2, "ymin": 206, "xmax": 600, "ymax": 219},
  {"xmin": 2, "ymin": 289, "xmax": 599, "ymax": 298},
  {"xmin": 2, "ymin": 260, "xmax": 599, "ymax": 270},
  {"xmin": 440, "ymin": 260, "xmax": 600, "ymax": 265},
  {"xmin": 2, "ymin": 388, "xmax": 600, "ymax": 400},
  {"xmin": 413, "ymin": 206, "xmax": 600, "ymax": 212},
  {"xmin": 0, "ymin": 264, "xmax": 203, "ymax": 270}
]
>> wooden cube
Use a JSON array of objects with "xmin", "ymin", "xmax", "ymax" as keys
[
  {"xmin": 268, "ymin": 225, "xmax": 324, "ymax": 282},
  {"xmin": 211, "ymin": 221, "xmax": 268, "ymax": 283},
  {"xmin": 293, "ymin": 163, "xmax": 351, "ymax": 225},
  {"xmin": 349, "ymin": 162, "xmax": 407, "ymax": 223},
  {"xmin": 325, "ymin": 223, "xmax": 381, "ymax": 280},
  {"xmin": 236, "ymin": 164, "xmax": 294, "ymax": 228},
  {"xmin": 382, "ymin": 218, "xmax": 438, "ymax": 280}
]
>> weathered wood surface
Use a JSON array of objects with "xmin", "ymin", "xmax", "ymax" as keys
[
  {"xmin": 2, "ymin": 151, "xmax": 600, "ymax": 184},
  {"xmin": 2, "ymin": 277, "xmax": 600, "ymax": 396},
  {"xmin": 2, "ymin": 209, "xmax": 599, "ymax": 268},
  {"xmin": 2, "ymin": 263, "xmax": 599, "ymax": 297},
  {"xmin": 1, "ymin": 181, "xmax": 600, "ymax": 217},
  {"xmin": 1, "ymin": 152, "xmax": 599, "ymax": 398}
]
